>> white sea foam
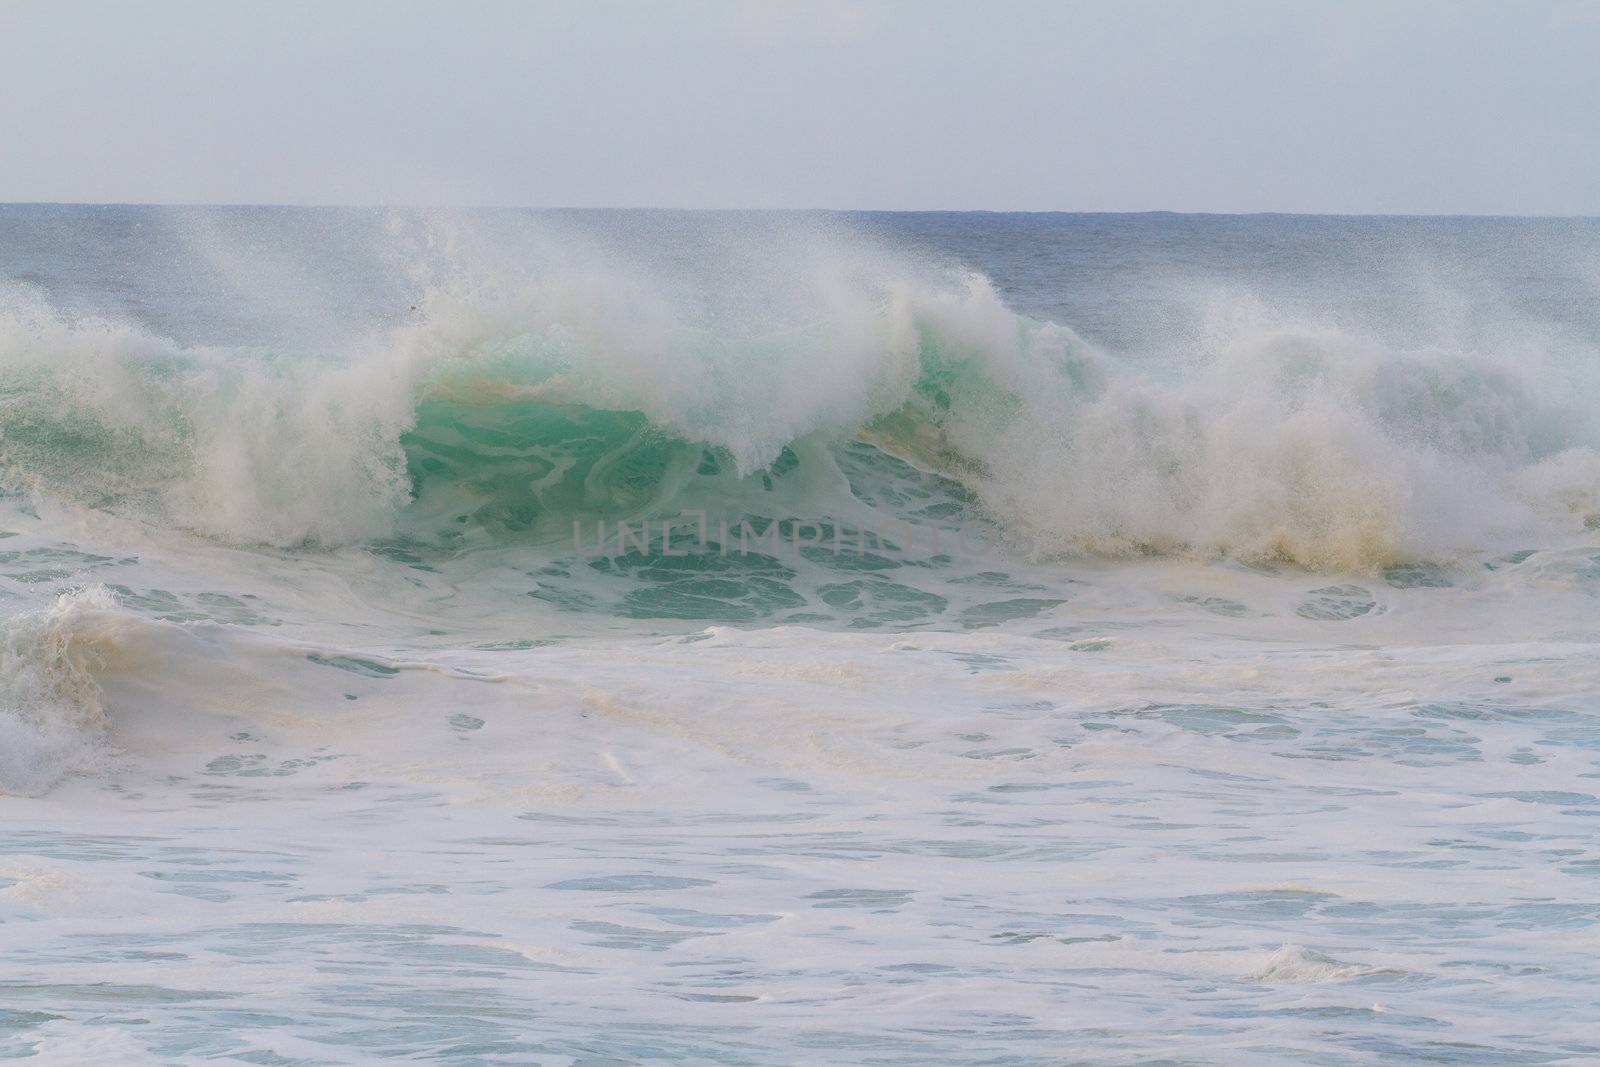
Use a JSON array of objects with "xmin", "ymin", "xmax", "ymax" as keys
[
  {"xmin": 1250, "ymin": 944, "xmax": 1390, "ymax": 983},
  {"xmin": 5, "ymin": 208, "xmax": 1600, "ymax": 1065},
  {"xmin": 0, "ymin": 585, "xmax": 121, "ymax": 795},
  {"xmin": 3, "ymin": 219, "xmax": 1595, "ymax": 567}
]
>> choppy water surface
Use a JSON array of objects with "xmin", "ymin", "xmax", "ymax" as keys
[{"xmin": 2, "ymin": 208, "xmax": 1598, "ymax": 1064}]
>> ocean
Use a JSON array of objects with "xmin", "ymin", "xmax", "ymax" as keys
[{"xmin": 1, "ymin": 206, "xmax": 1598, "ymax": 1064}]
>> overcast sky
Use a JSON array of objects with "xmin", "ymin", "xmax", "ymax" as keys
[{"xmin": 2, "ymin": 0, "xmax": 1596, "ymax": 213}]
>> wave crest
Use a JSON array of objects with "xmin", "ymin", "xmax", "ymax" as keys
[{"xmin": 2, "ymin": 251, "xmax": 1596, "ymax": 570}]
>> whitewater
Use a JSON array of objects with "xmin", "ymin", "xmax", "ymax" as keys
[{"xmin": 2, "ymin": 206, "xmax": 1599, "ymax": 1064}]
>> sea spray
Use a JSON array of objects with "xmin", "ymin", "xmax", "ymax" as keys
[
  {"xmin": 2, "ymin": 212, "xmax": 1596, "ymax": 568},
  {"xmin": 0, "ymin": 585, "xmax": 119, "ymax": 795}
]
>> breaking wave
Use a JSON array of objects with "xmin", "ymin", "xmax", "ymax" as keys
[
  {"xmin": 0, "ymin": 586, "xmax": 120, "ymax": 795},
  {"xmin": 1, "ymin": 231, "xmax": 1596, "ymax": 571}
]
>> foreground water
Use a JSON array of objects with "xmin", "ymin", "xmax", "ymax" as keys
[{"xmin": 1, "ymin": 208, "xmax": 1598, "ymax": 1064}]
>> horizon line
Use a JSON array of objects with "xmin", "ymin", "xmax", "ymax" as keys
[{"xmin": 2, "ymin": 201, "xmax": 1598, "ymax": 221}]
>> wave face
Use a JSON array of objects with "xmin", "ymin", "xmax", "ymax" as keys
[{"xmin": 2, "ymin": 211, "xmax": 1596, "ymax": 578}]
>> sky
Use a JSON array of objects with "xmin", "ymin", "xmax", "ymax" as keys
[{"xmin": 1, "ymin": 0, "xmax": 1597, "ymax": 213}]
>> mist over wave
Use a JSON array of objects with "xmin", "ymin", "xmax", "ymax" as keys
[{"xmin": 1, "ymin": 211, "xmax": 1596, "ymax": 569}]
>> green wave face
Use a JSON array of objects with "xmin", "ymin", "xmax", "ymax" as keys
[
  {"xmin": 389, "ymin": 387, "xmax": 1004, "ymax": 630},
  {"xmin": 401, "ymin": 397, "xmax": 682, "ymax": 540}
]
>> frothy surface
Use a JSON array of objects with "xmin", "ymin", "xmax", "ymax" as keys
[{"xmin": 2, "ymin": 208, "xmax": 1598, "ymax": 1063}]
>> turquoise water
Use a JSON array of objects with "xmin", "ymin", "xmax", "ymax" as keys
[{"xmin": 1, "ymin": 207, "xmax": 1598, "ymax": 1064}]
